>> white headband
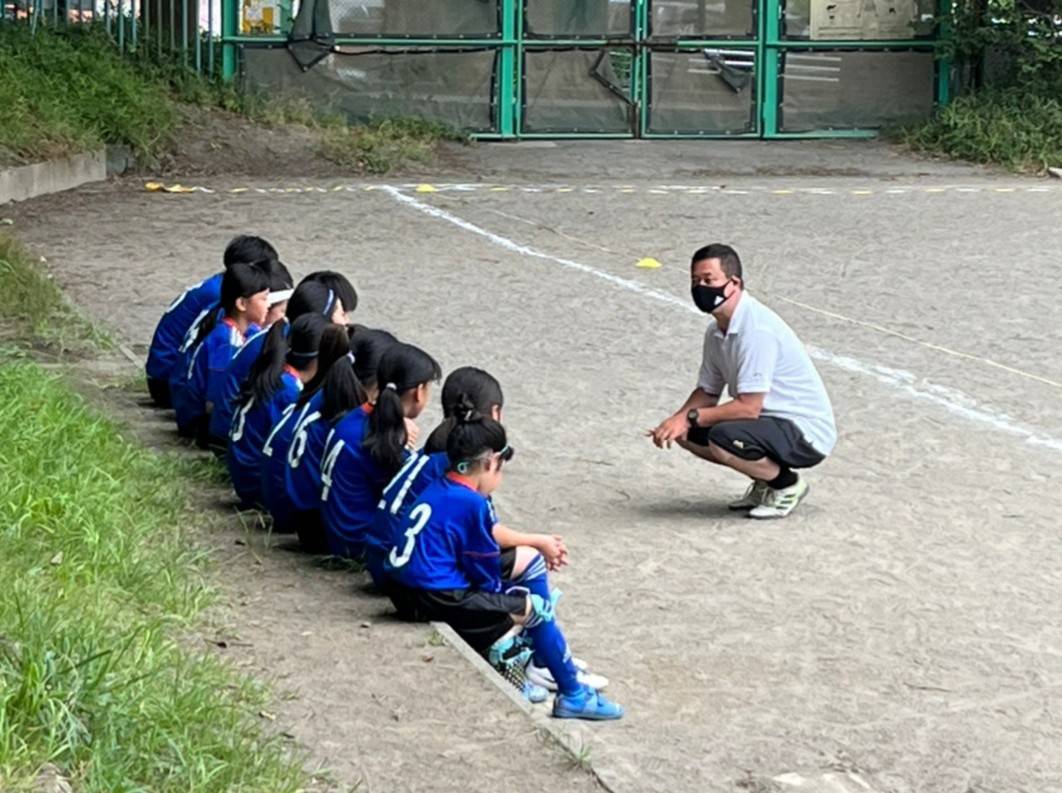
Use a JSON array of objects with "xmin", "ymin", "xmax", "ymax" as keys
[{"xmin": 268, "ymin": 289, "xmax": 293, "ymax": 306}]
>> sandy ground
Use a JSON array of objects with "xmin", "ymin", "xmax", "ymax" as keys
[{"xmin": 6, "ymin": 143, "xmax": 1062, "ymax": 793}]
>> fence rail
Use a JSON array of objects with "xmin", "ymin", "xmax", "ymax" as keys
[{"xmin": 3, "ymin": 0, "xmax": 956, "ymax": 139}]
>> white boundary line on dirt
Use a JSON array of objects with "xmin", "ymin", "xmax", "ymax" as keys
[{"xmin": 381, "ymin": 185, "xmax": 1062, "ymax": 455}]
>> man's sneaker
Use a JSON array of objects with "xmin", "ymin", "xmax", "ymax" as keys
[
  {"xmin": 728, "ymin": 480, "xmax": 770, "ymax": 510},
  {"xmin": 748, "ymin": 476, "xmax": 809, "ymax": 519},
  {"xmin": 552, "ymin": 685, "xmax": 624, "ymax": 721},
  {"xmin": 527, "ymin": 660, "xmax": 610, "ymax": 691}
]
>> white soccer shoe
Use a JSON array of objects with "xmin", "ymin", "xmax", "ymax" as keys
[
  {"xmin": 748, "ymin": 476, "xmax": 809, "ymax": 519},
  {"xmin": 526, "ymin": 658, "xmax": 610, "ymax": 692},
  {"xmin": 728, "ymin": 480, "xmax": 770, "ymax": 511}
]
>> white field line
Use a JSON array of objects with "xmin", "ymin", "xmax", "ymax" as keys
[{"xmin": 380, "ymin": 186, "xmax": 1062, "ymax": 454}]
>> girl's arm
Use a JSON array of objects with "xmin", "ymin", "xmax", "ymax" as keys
[{"xmin": 492, "ymin": 523, "xmax": 568, "ymax": 571}]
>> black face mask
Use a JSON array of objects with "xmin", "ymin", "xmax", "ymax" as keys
[{"xmin": 691, "ymin": 282, "xmax": 731, "ymax": 314}]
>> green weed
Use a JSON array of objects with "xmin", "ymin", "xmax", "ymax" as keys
[
  {"xmin": 319, "ymin": 117, "xmax": 468, "ymax": 175},
  {"xmin": 0, "ymin": 25, "xmax": 178, "ymax": 166},
  {"xmin": 0, "ymin": 234, "xmax": 107, "ymax": 350},
  {"xmin": 899, "ymin": 90, "xmax": 1062, "ymax": 173},
  {"xmin": 0, "ymin": 361, "xmax": 308, "ymax": 792}
]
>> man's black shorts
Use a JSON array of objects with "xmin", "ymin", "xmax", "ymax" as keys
[{"xmin": 687, "ymin": 416, "xmax": 825, "ymax": 469}]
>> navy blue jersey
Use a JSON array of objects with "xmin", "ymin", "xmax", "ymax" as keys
[
  {"xmin": 386, "ymin": 474, "xmax": 503, "ymax": 592},
  {"xmin": 259, "ymin": 398, "xmax": 310, "ymax": 526},
  {"xmin": 210, "ymin": 324, "xmax": 274, "ymax": 441},
  {"xmin": 283, "ymin": 391, "xmax": 339, "ymax": 512},
  {"xmin": 145, "ymin": 273, "xmax": 222, "ymax": 380},
  {"xmin": 172, "ymin": 318, "xmax": 252, "ymax": 431},
  {"xmin": 320, "ymin": 405, "xmax": 398, "ymax": 556},
  {"xmin": 368, "ymin": 451, "xmax": 450, "ymax": 562},
  {"xmin": 167, "ymin": 306, "xmax": 223, "ymax": 423},
  {"xmin": 227, "ymin": 369, "xmax": 302, "ymax": 506}
]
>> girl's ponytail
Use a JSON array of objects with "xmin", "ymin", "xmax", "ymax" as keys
[
  {"xmin": 239, "ymin": 321, "xmax": 288, "ymax": 406},
  {"xmin": 321, "ymin": 357, "xmax": 367, "ymax": 421},
  {"xmin": 362, "ymin": 342, "xmax": 441, "ymax": 476}
]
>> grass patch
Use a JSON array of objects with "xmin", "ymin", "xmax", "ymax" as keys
[
  {"xmin": 319, "ymin": 117, "xmax": 469, "ymax": 175},
  {"xmin": 1, "ymin": 22, "xmax": 462, "ymax": 173},
  {"xmin": 899, "ymin": 90, "xmax": 1062, "ymax": 174},
  {"xmin": 0, "ymin": 359, "xmax": 307, "ymax": 792},
  {"xmin": 0, "ymin": 234, "xmax": 107, "ymax": 350},
  {"xmin": 0, "ymin": 25, "xmax": 179, "ymax": 166}
]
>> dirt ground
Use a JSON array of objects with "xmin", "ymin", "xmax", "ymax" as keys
[{"xmin": 6, "ymin": 143, "xmax": 1062, "ymax": 793}]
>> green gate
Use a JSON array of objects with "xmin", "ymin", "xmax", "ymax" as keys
[{"xmin": 227, "ymin": 0, "xmax": 948, "ymax": 139}]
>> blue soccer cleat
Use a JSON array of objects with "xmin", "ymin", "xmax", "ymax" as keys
[{"xmin": 552, "ymin": 685, "xmax": 624, "ymax": 721}]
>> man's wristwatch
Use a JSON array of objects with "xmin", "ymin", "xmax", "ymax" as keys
[{"xmin": 686, "ymin": 408, "xmax": 700, "ymax": 427}]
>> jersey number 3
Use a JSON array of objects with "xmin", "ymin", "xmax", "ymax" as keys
[{"xmin": 388, "ymin": 503, "xmax": 432, "ymax": 569}]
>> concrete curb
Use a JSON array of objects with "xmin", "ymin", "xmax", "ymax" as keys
[
  {"xmin": 429, "ymin": 621, "xmax": 620, "ymax": 793},
  {"xmin": 0, "ymin": 149, "xmax": 107, "ymax": 205}
]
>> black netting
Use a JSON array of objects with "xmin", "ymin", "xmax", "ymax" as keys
[
  {"xmin": 648, "ymin": 0, "xmax": 755, "ymax": 38},
  {"xmin": 524, "ymin": 0, "xmax": 631, "ymax": 37},
  {"xmin": 778, "ymin": 49, "xmax": 934, "ymax": 131},
  {"xmin": 648, "ymin": 49, "xmax": 756, "ymax": 133},
  {"xmin": 242, "ymin": 46, "xmax": 498, "ymax": 131},
  {"xmin": 522, "ymin": 48, "xmax": 632, "ymax": 133},
  {"xmin": 290, "ymin": 0, "xmax": 500, "ymax": 39}
]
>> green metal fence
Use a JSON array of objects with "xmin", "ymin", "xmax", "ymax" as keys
[
  {"xmin": 2, "ymin": 0, "xmax": 227, "ymax": 79},
  {"xmin": 229, "ymin": 0, "xmax": 950, "ymax": 139},
  {"xmin": 2, "ymin": 0, "xmax": 951, "ymax": 138}
]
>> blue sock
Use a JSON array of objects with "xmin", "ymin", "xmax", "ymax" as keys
[
  {"xmin": 526, "ymin": 620, "xmax": 580, "ymax": 696},
  {"xmin": 511, "ymin": 552, "xmax": 550, "ymax": 600},
  {"xmin": 509, "ymin": 553, "xmax": 552, "ymax": 666}
]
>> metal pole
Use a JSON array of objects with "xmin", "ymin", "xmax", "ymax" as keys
[
  {"xmin": 117, "ymin": 0, "xmax": 124, "ymax": 51},
  {"xmin": 181, "ymin": 0, "xmax": 187, "ymax": 66},
  {"xmin": 221, "ymin": 0, "xmax": 235, "ymax": 80},
  {"xmin": 498, "ymin": 0, "xmax": 516, "ymax": 136},
  {"xmin": 131, "ymin": 0, "xmax": 137, "ymax": 49},
  {"xmin": 195, "ymin": 0, "xmax": 201, "ymax": 72},
  {"xmin": 207, "ymin": 0, "xmax": 214, "ymax": 75}
]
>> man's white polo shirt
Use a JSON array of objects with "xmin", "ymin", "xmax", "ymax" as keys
[{"xmin": 697, "ymin": 292, "xmax": 837, "ymax": 455}]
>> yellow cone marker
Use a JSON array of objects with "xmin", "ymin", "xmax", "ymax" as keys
[
  {"xmin": 636, "ymin": 257, "xmax": 663, "ymax": 269},
  {"xmin": 416, "ymin": 184, "xmax": 438, "ymax": 193}
]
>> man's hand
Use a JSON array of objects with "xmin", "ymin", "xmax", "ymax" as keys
[
  {"xmin": 534, "ymin": 534, "xmax": 569, "ymax": 571},
  {"xmin": 646, "ymin": 413, "xmax": 690, "ymax": 449}
]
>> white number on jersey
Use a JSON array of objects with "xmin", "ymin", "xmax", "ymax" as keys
[
  {"xmin": 320, "ymin": 433, "xmax": 344, "ymax": 503},
  {"xmin": 288, "ymin": 410, "xmax": 322, "ymax": 469},
  {"xmin": 230, "ymin": 397, "xmax": 255, "ymax": 442},
  {"xmin": 262, "ymin": 403, "xmax": 298, "ymax": 458},
  {"xmin": 388, "ymin": 503, "xmax": 433, "ymax": 569},
  {"xmin": 376, "ymin": 452, "xmax": 424, "ymax": 511}
]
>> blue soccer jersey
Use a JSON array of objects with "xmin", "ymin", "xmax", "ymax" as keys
[
  {"xmin": 320, "ymin": 404, "xmax": 396, "ymax": 557},
  {"xmin": 226, "ymin": 369, "xmax": 302, "ymax": 506},
  {"xmin": 387, "ymin": 475, "xmax": 503, "ymax": 592},
  {"xmin": 368, "ymin": 451, "xmax": 450, "ymax": 563},
  {"xmin": 259, "ymin": 398, "xmax": 311, "ymax": 527},
  {"xmin": 210, "ymin": 324, "xmax": 273, "ymax": 442},
  {"xmin": 173, "ymin": 318, "xmax": 252, "ymax": 432},
  {"xmin": 283, "ymin": 391, "xmax": 336, "ymax": 512},
  {"xmin": 145, "ymin": 273, "xmax": 222, "ymax": 381}
]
